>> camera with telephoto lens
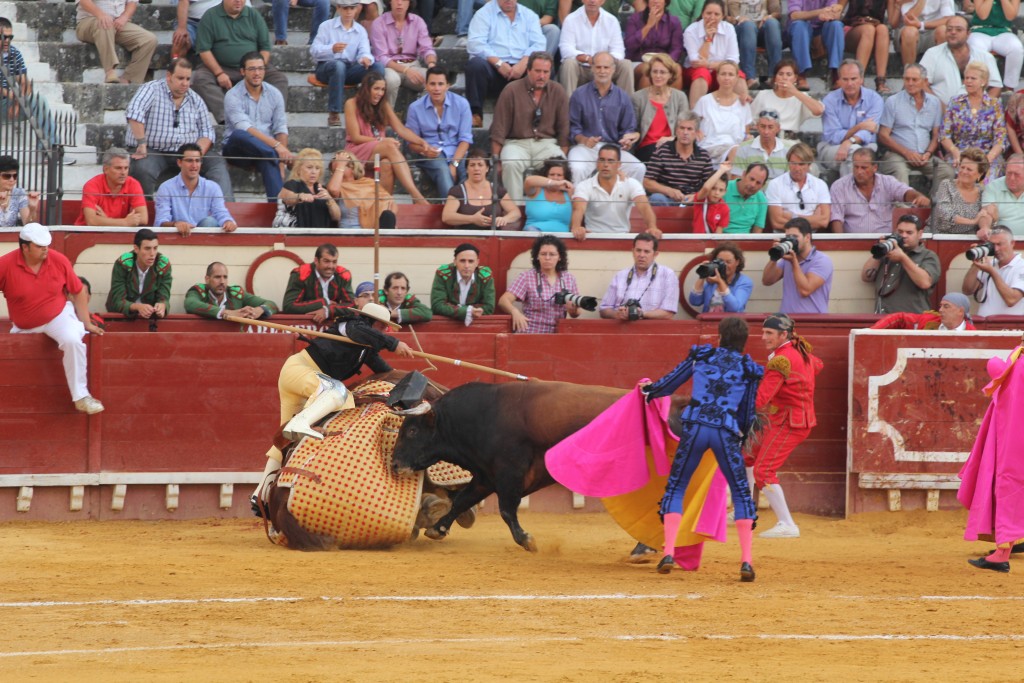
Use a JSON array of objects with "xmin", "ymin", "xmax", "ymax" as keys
[
  {"xmin": 965, "ymin": 242, "xmax": 996, "ymax": 261},
  {"xmin": 553, "ymin": 290, "xmax": 598, "ymax": 311},
  {"xmin": 870, "ymin": 233, "xmax": 905, "ymax": 259},
  {"xmin": 624, "ymin": 298, "xmax": 643, "ymax": 321},
  {"xmin": 696, "ymin": 258, "xmax": 728, "ymax": 280},
  {"xmin": 769, "ymin": 235, "xmax": 800, "ymax": 261}
]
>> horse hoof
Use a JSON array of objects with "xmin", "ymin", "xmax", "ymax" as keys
[
  {"xmin": 425, "ymin": 525, "xmax": 448, "ymax": 541},
  {"xmin": 521, "ymin": 535, "xmax": 538, "ymax": 553}
]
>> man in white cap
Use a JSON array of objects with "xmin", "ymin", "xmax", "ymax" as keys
[
  {"xmin": 871, "ymin": 292, "xmax": 976, "ymax": 331},
  {"xmin": 251, "ymin": 298, "xmax": 414, "ymax": 512},
  {"xmin": 0, "ymin": 224, "xmax": 105, "ymax": 414}
]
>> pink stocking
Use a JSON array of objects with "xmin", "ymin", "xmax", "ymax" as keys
[
  {"xmin": 663, "ymin": 512, "xmax": 682, "ymax": 558},
  {"xmin": 987, "ymin": 545, "xmax": 1012, "ymax": 563},
  {"xmin": 736, "ymin": 518, "xmax": 753, "ymax": 564}
]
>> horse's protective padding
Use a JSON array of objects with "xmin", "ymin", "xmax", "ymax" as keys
[{"xmin": 273, "ymin": 379, "xmax": 472, "ymax": 548}]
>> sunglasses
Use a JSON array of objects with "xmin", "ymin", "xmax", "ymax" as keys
[
  {"xmin": 758, "ymin": 109, "xmax": 780, "ymax": 120},
  {"xmin": 900, "ymin": 214, "xmax": 922, "ymax": 226},
  {"xmin": 533, "ymin": 106, "xmax": 542, "ymax": 128},
  {"xmin": 0, "ymin": 35, "xmax": 13, "ymax": 42},
  {"xmin": 173, "ymin": 108, "xmax": 180, "ymax": 128},
  {"xmin": 0, "ymin": 172, "xmax": 17, "ymax": 180},
  {"xmin": 795, "ymin": 188, "xmax": 805, "ymax": 211}
]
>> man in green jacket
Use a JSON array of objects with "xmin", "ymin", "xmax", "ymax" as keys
[
  {"xmin": 185, "ymin": 262, "xmax": 278, "ymax": 319},
  {"xmin": 282, "ymin": 243, "xmax": 355, "ymax": 324},
  {"xmin": 378, "ymin": 272, "xmax": 432, "ymax": 324},
  {"xmin": 105, "ymin": 228, "xmax": 172, "ymax": 319},
  {"xmin": 430, "ymin": 243, "xmax": 495, "ymax": 325}
]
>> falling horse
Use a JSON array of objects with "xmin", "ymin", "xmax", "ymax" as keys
[{"xmin": 260, "ymin": 370, "xmax": 472, "ymax": 550}]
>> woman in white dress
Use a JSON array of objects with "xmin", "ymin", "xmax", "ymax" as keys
[{"xmin": 692, "ymin": 61, "xmax": 752, "ymax": 165}]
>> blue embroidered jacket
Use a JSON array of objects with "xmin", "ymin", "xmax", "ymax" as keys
[{"xmin": 646, "ymin": 344, "xmax": 764, "ymax": 436}]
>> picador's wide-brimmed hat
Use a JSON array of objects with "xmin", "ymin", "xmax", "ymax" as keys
[{"xmin": 348, "ymin": 302, "xmax": 401, "ymax": 330}]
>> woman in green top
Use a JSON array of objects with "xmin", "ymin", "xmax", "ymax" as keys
[{"xmin": 967, "ymin": 0, "xmax": 1023, "ymax": 91}]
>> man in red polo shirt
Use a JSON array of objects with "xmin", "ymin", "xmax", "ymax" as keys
[
  {"xmin": 0, "ymin": 224, "xmax": 105, "ymax": 414},
  {"xmin": 75, "ymin": 148, "xmax": 148, "ymax": 227}
]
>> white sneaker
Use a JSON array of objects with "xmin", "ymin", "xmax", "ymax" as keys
[
  {"xmin": 759, "ymin": 522, "xmax": 800, "ymax": 538},
  {"xmin": 74, "ymin": 396, "xmax": 105, "ymax": 414}
]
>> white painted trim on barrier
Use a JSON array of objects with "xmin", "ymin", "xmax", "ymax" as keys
[{"xmin": 0, "ymin": 472, "xmax": 262, "ymax": 487}]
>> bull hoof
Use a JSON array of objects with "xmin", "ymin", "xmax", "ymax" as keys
[
  {"xmin": 456, "ymin": 506, "xmax": 477, "ymax": 529},
  {"xmin": 521, "ymin": 534, "xmax": 538, "ymax": 553},
  {"xmin": 425, "ymin": 525, "xmax": 449, "ymax": 541}
]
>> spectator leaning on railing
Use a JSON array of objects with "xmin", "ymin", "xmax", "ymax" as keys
[
  {"xmin": 76, "ymin": 148, "xmax": 148, "ymax": 228},
  {"xmin": 155, "ymin": 143, "xmax": 237, "ymax": 236},
  {"xmin": 185, "ymin": 262, "xmax": 277, "ymax": 319}
]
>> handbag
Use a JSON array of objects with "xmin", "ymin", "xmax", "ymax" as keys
[{"xmin": 271, "ymin": 198, "xmax": 296, "ymax": 228}]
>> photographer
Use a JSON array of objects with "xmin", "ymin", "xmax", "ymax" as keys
[
  {"xmin": 499, "ymin": 235, "xmax": 588, "ymax": 334},
  {"xmin": 860, "ymin": 214, "xmax": 940, "ymax": 314},
  {"xmin": 600, "ymin": 233, "xmax": 679, "ymax": 321},
  {"xmin": 761, "ymin": 217, "xmax": 834, "ymax": 314},
  {"xmin": 962, "ymin": 225, "xmax": 1024, "ymax": 316},
  {"xmin": 689, "ymin": 242, "xmax": 753, "ymax": 313}
]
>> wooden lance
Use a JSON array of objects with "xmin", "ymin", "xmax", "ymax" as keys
[{"xmin": 223, "ymin": 315, "xmax": 530, "ymax": 381}]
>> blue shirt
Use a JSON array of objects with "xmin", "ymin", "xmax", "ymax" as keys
[
  {"xmin": 569, "ymin": 81, "xmax": 637, "ymax": 143},
  {"xmin": 154, "ymin": 175, "xmax": 234, "ymax": 227},
  {"xmin": 223, "ymin": 81, "xmax": 288, "ymax": 138},
  {"xmin": 688, "ymin": 272, "xmax": 753, "ymax": 313},
  {"xmin": 405, "ymin": 91, "xmax": 474, "ymax": 159},
  {"xmin": 879, "ymin": 89, "xmax": 942, "ymax": 155},
  {"xmin": 309, "ymin": 17, "xmax": 373, "ymax": 64},
  {"xmin": 467, "ymin": 0, "xmax": 546, "ymax": 61},
  {"xmin": 821, "ymin": 86, "xmax": 884, "ymax": 146}
]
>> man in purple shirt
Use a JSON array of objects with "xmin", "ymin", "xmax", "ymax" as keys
[
  {"xmin": 762, "ymin": 217, "xmax": 833, "ymax": 314},
  {"xmin": 370, "ymin": 0, "xmax": 437, "ymax": 109},
  {"xmin": 787, "ymin": 0, "xmax": 845, "ymax": 90},
  {"xmin": 568, "ymin": 51, "xmax": 643, "ymax": 182},
  {"xmin": 829, "ymin": 148, "xmax": 931, "ymax": 233}
]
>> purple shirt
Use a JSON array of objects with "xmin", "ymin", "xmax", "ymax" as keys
[
  {"xmin": 777, "ymin": 247, "xmax": 833, "ymax": 314},
  {"xmin": 788, "ymin": 0, "xmax": 832, "ymax": 28},
  {"xmin": 569, "ymin": 81, "xmax": 637, "ymax": 143},
  {"xmin": 829, "ymin": 173, "xmax": 912, "ymax": 233},
  {"xmin": 369, "ymin": 12, "xmax": 436, "ymax": 63},
  {"xmin": 600, "ymin": 263, "xmax": 679, "ymax": 315},
  {"xmin": 623, "ymin": 12, "xmax": 684, "ymax": 63}
]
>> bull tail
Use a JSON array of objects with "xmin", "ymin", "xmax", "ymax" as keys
[{"xmin": 266, "ymin": 487, "xmax": 336, "ymax": 551}]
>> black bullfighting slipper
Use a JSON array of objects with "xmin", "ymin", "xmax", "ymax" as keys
[
  {"xmin": 968, "ymin": 557, "xmax": 1010, "ymax": 573},
  {"xmin": 1013, "ymin": 542, "xmax": 1024, "ymax": 554},
  {"xmin": 740, "ymin": 562, "xmax": 756, "ymax": 582},
  {"xmin": 627, "ymin": 542, "xmax": 658, "ymax": 564},
  {"xmin": 656, "ymin": 555, "xmax": 675, "ymax": 574}
]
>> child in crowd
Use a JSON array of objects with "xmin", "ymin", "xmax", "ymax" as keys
[{"xmin": 692, "ymin": 162, "xmax": 732, "ymax": 234}]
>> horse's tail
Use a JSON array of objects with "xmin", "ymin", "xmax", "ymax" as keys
[{"xmin": 267, "ymin": 486, "xmax": 336, "ymax": 551}]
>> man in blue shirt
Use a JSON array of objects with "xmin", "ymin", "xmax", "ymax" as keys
[
  {"xmin": 816, "ymin": 59, "xmax": 884, "ymax": 180},
  {"xmin": 568, "ymin": 51, "xmax": 643, "ymax": 182},
  {"xmin": 222, "ymin": 52, "xmax": 293, "ymax": 200},
  {"xmin": 155, "ymin": 144, "xmax": 238, "ymax": 236},
  {"xmin": 310, "ymin": 0, "xmax": 381, "ymax": 128},
  {"xmin": 465, "ymin": 0, "xmax": 546, "ymax": 127},
  {"xmin": 404, "ymin": 67, "xmax": 473, "ymax": 201}
]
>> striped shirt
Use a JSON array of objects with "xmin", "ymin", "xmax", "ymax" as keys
[
  {"xmin": 125, "ymin": 79, "xmax": 216, "ymax": 151},
  {"xmin": 507, "ymin": 269, "xmax": 580, "ymax": 334},
  {"xmin": 644, "ymin": 143, "xmax": 713, "ymax": 196},
  {"xmin": 0, "ymin": 46, "xmax": 26, "ymax": 91}
]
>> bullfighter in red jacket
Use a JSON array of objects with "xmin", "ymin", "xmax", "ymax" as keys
[{"xmin": 745, "ymin": 313, "xmax": 823, "ymax": 539}]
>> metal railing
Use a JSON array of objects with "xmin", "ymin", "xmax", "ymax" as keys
[{"xmin": 0, "ymin": 63, "xmax": 76, "ymax": 225}]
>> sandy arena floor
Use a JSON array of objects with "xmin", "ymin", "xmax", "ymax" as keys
[{"xmin": 1, "ymin": 509, "xmax": 1021, "ymax": 682}]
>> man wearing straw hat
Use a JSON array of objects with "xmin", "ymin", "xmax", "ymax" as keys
[{"xmin": 252, "ymin": 298, "xmax": 414, "ymax": 510}]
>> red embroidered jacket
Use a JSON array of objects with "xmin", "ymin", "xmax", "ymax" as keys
[{"xmin": 756, "ymin": 341, "xmax": 824, "ymax": 429}]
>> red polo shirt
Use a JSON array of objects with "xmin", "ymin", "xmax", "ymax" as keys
[
  {"xmin": 75, "ymin": 174, "xmax": 146, "ymax": 225},
  {"xmin": 0, "ymin": 247, "xmax": 83, "ymax": 329}
]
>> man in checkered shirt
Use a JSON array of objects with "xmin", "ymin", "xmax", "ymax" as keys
[{"xmin": 126, "ymin": 57, "xmax": 235, "ymax": 202}]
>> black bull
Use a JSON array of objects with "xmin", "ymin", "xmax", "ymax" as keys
[{"xmin": 391, "ymin": 380, "xmax": 688, "ymax": 552}]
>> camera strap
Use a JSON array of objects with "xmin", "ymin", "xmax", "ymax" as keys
[
  {"xmin": 876, "ymin": 259, "xmax": 903, "ymax": 299},
  {"xmin": 536, "ymin": 270, "xmax": 565, "ymax": 301},
  {"xmin": 623, "ymin": 263, "xmax": 658, "ymax": 306}
]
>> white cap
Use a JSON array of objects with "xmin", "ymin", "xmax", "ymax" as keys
[
  {"xmin": 352, "ymin": 302, "xmax": 401, "ymax": 330},
  {"xmin": 19, "ymin": 223, "xmax": 51, "ymax": 247}
]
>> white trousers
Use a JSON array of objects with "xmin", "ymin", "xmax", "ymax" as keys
[
  {"xmin": 11, "ymin": 301, "xmax": 89, "ymax": 401},
  {"xmin": 568, "ymin": 144, "xmax": 646, "ymax": 183},
  {"xmin": 967, "ymin": 32, "xmax": 1023, "ymax": 90},
  {"xmin": 500, "ymin": 138, "xmax": 564, "ymax": 201}
]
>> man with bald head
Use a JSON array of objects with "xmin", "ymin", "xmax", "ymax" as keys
[
  {"xmin": 184, "ymin": 262, "xmax": 277, "ymax": 319},
  {"xmin": 871, "ymin": 291, "xmax": 976, "ymax": 330}
]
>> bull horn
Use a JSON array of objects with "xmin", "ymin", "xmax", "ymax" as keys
[{"xmin": 391, "ymin": 401, "xmax": 432, "ymax": 416}]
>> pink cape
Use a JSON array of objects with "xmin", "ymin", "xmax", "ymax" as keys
[
  {"xmin": 545, "ymin": 386, "xmax": 729, "ymax": 568},
  {"xmin": 958, "ymin": 347, "xmax": 1024, "ymax": 544}
]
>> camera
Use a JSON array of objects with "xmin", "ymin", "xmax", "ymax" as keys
[
  {"xmin": 696, "ymin": 258, "xmax": 728, "ymax": 280},
  {"xmin": 966, "ymin": 242, "xmax": 996, "ymax": 261},
  {"xmin": 769, "ymin": 235, "xmax": 800, "ymax": 261},
  {"xmin": 553, "ymin": 290, "xmax": 598, "ymax": 312},
  {"xmin": 624, "ymin": 298, "xmax": 643, "ymax": 321},
  {"xmin": 870, "ymin": 233, "xmax": 905, "ymax": 259}
]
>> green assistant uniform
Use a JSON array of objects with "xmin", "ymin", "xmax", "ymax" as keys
[
  {"xmin": 105, "ymin": 251, "xmax": 173, "ymax": 316},
  {"xmin": 377, "ymin": 290, "xmax": 433, "ymax": 324},
  {"xmin": 430, "ymin": 264, "xmax": 496, "ymax": 320},
  {"xmin": 184, "ymin": 283, "xmax": 279, "ymax": 319}
]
